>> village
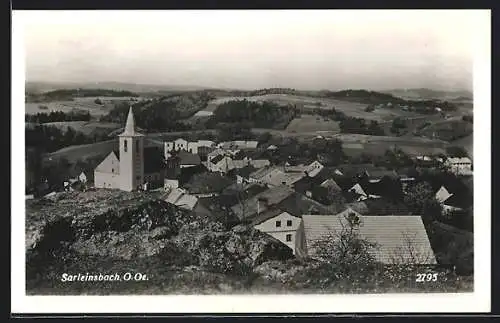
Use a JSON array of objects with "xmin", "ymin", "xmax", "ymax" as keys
[{"xmin": 29, "ymin": 107, "xmax": 473, "ymax": 265}]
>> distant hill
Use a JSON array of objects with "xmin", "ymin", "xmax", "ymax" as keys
[
  {"xmin": 25, "ymin": 81, "xmax": 220, "ymax": 95},
  {"xmin": 382, "ymin": 88, "xmax": 473, "ymax": 101}
]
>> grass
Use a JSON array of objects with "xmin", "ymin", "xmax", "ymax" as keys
[
  {"xmin": 44, "ymin": 139, "xmax": 118, "ymax": 164},
  {"xmin": 286, "ymin": 115, "xmax": 340, "ymax": 133},
  {"xmin": 42, "ymin": 121, "xmax": 121, "ymax": 136}
]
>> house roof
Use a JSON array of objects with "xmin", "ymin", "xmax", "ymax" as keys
[
  {"xmin": 185, "ymin": 173, "xmax": 233, "ymax": 194},
  {"xmin": 178, "ymin": 150, "xmax": 201, "ymax": 165},
  {"xmin": 301, "ymin": 214, "xmax": 437, "ymax": 264},
  {"xmin": 249, "ymin": 166, "xmax": 280, "ymax": 180},
  {"xmin": 367, "ymin": 169, "xmax": 398, "ymax": 179},
  {"xmin": 95, "ymin": 151, "xmax": 120, "ymax": 174},
  {"xmin": 250, "ymin": 208, "xmax": 289, "ymax": 226},
  {"xmin": 231, "ymin": 185, "xmax": 295, "ymax": 220},
  {"xmin": 210, "ymin": 154, "xmax": 225, "ymax": 164},
  {"xmin": 446, "ymin": 157, "xmax": 472, "ymax": 164},
  {"xmin": 263, "ymin": 169, "xmax": 305, "ymax": 187},
  {"xmin": 345, "ymin": 201, "xmax": 369, "ymax": 215},
  {"xmin": 229, "ymin": 165, "xmax": 257, "ymax": 179}
]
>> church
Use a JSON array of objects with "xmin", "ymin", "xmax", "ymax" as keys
[{"xmin": 94, "ymin": 107, "xmax": 165, "ymax": 191}]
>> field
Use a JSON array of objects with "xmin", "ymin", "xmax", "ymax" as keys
[
  {"xmin": 25, "ymin": 96, "xmax": 149, "ymax": 116},
  {"xmin": 451, "ymin": 134, "xmax": 473, "ymax": 158},
  {"xmin": 204, "ymin": 94, "xmax": 424, "ymax": 122},
  {"xmin": 333, "ymin": 133, "xmax": 448, "ymax": 157},
  {"xmin": 286, "ymin": 114, "xmax": 340, "ymax": 133},
  {"xmin": 42, "ymin": 121, "xmax": 121, "ymax": 136},
  {"xmin": 44, "ymin": 139, "xmax": 118, "ymax": 164}
]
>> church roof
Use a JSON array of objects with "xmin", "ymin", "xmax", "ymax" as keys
[{"xmin": 119, "ymin": 107, "xmax": 144, "ymax": 137}]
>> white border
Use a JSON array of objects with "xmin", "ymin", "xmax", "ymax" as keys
[{"xmin": 12, "ymin": 10, "xmax": 491, "ymax": 313}]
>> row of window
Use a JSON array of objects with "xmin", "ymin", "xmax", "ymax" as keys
[{"xmin": 276, "ymin": 220, "xmax": 293, "ymax": 228}]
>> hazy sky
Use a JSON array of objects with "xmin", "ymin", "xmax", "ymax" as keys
[{"xmin": 16, "ymin": 10, "xmax": 485, "ymax": 91}]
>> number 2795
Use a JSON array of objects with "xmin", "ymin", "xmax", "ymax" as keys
[{"xmin": 415, "ymin": 273, "xmax": 438, "ymax": 282}]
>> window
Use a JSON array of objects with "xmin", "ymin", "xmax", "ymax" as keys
[
  {"xmin": 124, "ymin": 140, "xmax": 128, "ymax": 152},
  {"xmin": 287, "ymin": 220, "xmax": 292, "ymax": 227},
  {"xmin": 112, "ymin": 168, "xmax": 114, "ymax": 173},
  {"xmin": 286, "ymin": 234, "xmax": 292, "ymax": 242},
  {"xmin": 136, "ymin": 141, "xmax": 140, "ymax": 152},
  {"xmin": 275, "ymin": 221, "xmax": 281, "ymax": 228}
]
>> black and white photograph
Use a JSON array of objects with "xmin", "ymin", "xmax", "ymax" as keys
[{"xmin": 12, "ymin": 9, "xmax": 491, "ymax": 313}]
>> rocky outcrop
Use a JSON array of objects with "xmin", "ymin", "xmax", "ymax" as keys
[{"xmin": 26, "ymin": 189, "xmax": 293, "ymax": 280}]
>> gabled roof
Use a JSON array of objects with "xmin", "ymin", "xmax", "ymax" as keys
[
  {"xmin": 210, "ymin": 154, "xmax": 225, "ymax": 165},
  {"xmin": 231, "ymin": 185, "xmax": 295, "ymax": 220},
  {"xmin": 250, "ymin": 208, "xmax": 290, "ymax": 226},
  {"xmin": 367, "ymin": 169, "xmax": 398, "ymax": 179},
  {"xmin": 178, "ymin": 150, "xmax": 201, "ymax": 165},
  {"xmin": 249, "ymin": 166, "xmax": 280, "ymax": 180},
  {"xmin": 301, "ymin": 214, "xmax": 437, "ymax": 264},
  {"xmin": 95, "ymin": 151, "xmax": 120, "ymax": 173}
]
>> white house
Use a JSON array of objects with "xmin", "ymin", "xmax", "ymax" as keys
[
  {"xmin": 304, "ymin": 161, "xmax": 324, "ymax": 177},
  {"xmin": 252, "ymin": 209, "xmax": 302, "ymax": 255},
  {"xmin": 445, "ymin": 157, "xmax": 472, "ymax": 176},
  {"xmin": 435, "ymin": 186, "xmax": 453, "ymax": 203},
  {"xmin": 78, "ymin": 172, "xmax": 87, "ymax": 184}
]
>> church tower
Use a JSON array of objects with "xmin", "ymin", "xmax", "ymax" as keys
[{"xmin": 118, "ymin": 107, "xmax": 144, "ymax": 191}]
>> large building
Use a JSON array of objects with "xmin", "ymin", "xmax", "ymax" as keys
[{"xmin": 94, "ymin": 107, "xmax": 165, "ymax": 191}]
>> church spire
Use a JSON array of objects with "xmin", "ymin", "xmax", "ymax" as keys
[
  {"xmin": 120, "ymin": 106, "xmax": 143, "ymax": 137},
  {"xmin": 124, "ymin": 106, "xmax": 136, "ymax": 135}
]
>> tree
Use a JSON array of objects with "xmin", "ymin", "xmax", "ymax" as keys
[
  {"xmin": 94, "ymin": 98, "xmax": 103, "ymax": 105},
  {"xmin": 310, "ymin": 212, "xmax": 378, "ymax": 275},
  {"xmin": 446, "ymin": 146, "xmax": 469, "ymax": 158},
  {"xmin": 403, "ymin": 182, "xmax": 442, "ymax": 222}
]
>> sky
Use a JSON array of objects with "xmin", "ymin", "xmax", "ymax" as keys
[{"xmin": 15, "ymin": 10, "xmax": 486, "ymax": 91}]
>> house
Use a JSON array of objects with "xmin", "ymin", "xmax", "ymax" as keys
[
  {"xmin": 231, "ymin": 185, "xmax": 296, "ymax": 221},
  {"xmin": 228, "ymin": 165, "xmax": 257, "ymax": 184},
  {"xmin": 251, "ymin": 209, "xmax": 302, "ymax": 255},
  {"xmin": 366, "ymin": 169, "xmax": 398, "ymax": 183},
  {"xmin": 163, "ymin": 187, "xmax": 199, "ymax": 211},
  {"xmin": 434, "ymin": 185, "xmax": 469, "ymax": 214},
  {"xmin": 304, "ymin": 161, "xmax": 324, "ymax": 177},
  {"xmin": 435, "ymin": 185, "xmax": 453, "ymax": 203},
  {"xmin": 248, "ymin": 166, "xmax": 281, "ymax": 184},
  {"xmin": 218, "ymin": 140, "xmax": 259, "ymax": 150},
  {"xmin": 94, "ymin": 107, "xmax": 165, "ymax": 191},
  {"xmin": 262, "ymin": 168, "xmax": 306, "ymax": 187},
  {"xmin": 445, "ymin": 157, "xmax": 473, "ymax": 176},
  {"xmin": 177, "ymin": 150, "xmax": 201, "ymax": 168},
  {"xmin": 295, "ymin": 214, "xmax": 437, "ymax": 264},
  {"xmin": 184, "ymin": 172, "xmax": 233, "ymax": 198},
  {"xmin": 78, "ymin": 172, "xmax": 88, "ymax": 184}
]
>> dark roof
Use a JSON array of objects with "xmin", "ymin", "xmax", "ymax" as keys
[
  {"xmin": 178, "ymin": 151, "xmax": 201, "ymax": 165},
  {"xmin": 210, "ymin": 154, "xmax": 225, "ymax": 164},
  {"xmin": 178, "ymin": 164, "xmax": 208, "ymax": 185},
  {"xmin": 144, "ymin": 147, "xmax": 165, "ymax": 173},
  {"xmin": 185, "ymin": 173, "xmax": 233, "ymax": 194},
  {"xmin": 234, "ymin": 165, "xmax": 257, "ymax": 178},
  {"xmin": 367, "ymin": 169, "xmax": 398, "ymax": 179}
]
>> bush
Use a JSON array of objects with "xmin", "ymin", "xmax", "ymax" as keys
[{"xmin": 365, "ymin": 105, "xmax": 375, "ymax": 112}]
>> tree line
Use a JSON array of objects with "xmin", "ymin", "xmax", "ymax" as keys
[
  {"xmin": 206, "ymin": 99, "xmax": 297, "ymax": 130},
  {"xmin": 26, "ymin": 111, "xmax": 91, "ymax": 123},
  {"xmin": 26, "ymin": 124, "xmax": 110, "ymax": 153}
]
